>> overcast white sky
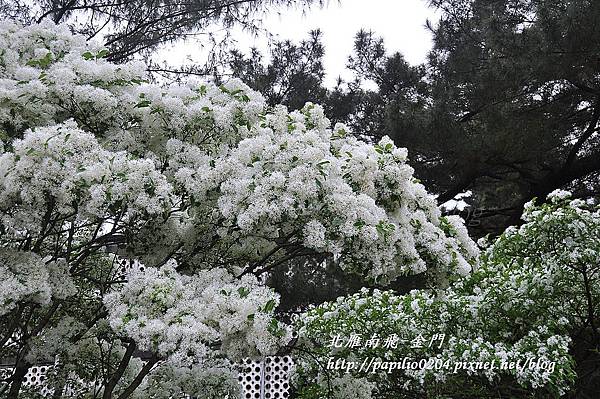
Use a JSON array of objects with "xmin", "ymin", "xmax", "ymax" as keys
[{"xmin": 160, "ymin": 0, "xmax": 440, "ymax": 87}]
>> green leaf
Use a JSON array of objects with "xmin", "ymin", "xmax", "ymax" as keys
[
  {"xmin": 263, "ymin": 299, "xmax": 276, "ymax": 313},
  {"xmin": 135, "ymin": 99, "xmax": 151, "ymax": 108},
  {"xmin": 267, "ymin": 318, "xmax": 285, "ymax": 337},
  {"xmin": 96, "ymin": 49, "xmax": 109, "ymax": 59},
  {"xmin": 354, "ymin": 220, "xmax": 365, "ymax": 228},
  {"xmin": 238, "ymin": 286, "xmax": 250, "ymax": 298},
  {"xmin": 335, "ymin": 128, "xmax": 347, "ymax": 138}
]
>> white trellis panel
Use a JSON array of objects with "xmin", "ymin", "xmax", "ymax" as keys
[
  {"xmin": 2, "ymin": 356, "xmax": 294, "ymax": 398},
  {"xmin": 238, "ymin": 356, "xmax": 293, "ymax": 399}
]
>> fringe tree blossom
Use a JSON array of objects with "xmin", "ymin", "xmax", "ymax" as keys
[
  {"xmin": 1, "ymin": 18, "xmax": 477, "ymax": 281},
  {"xmin": 0, "ymin": 20, "xmax": 478, "ymax": 397},
  {"xmin": 103, "ymin": 261, "xmax": 289, "ymax": 363},
  {"xmin": 0, "ymin": 249, "xmax": 76, "ymax": 316},
  {"xmin": 0, "ymin": 121, "xmax": 174, "ymax": 233},
  {"xmin": 295, "ymin": 192, "xmax": 599, "ymax": 398}
]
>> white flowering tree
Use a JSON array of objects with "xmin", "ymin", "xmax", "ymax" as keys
[
  {"xmin": 0, "ymin": 21, "xmax": 478, "ymax": 398},
  {"xmin": 295, "ymin": 191, "xmax": 600, "ymax": 398}
]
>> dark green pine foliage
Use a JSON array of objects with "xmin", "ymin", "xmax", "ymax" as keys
[
  {"xmin": 228, "ymin": 29, "xmax": 358, "ymax": 125},
  {"xmin": 417, "ymin": 0, "xmax": 600, "ymax": 235},
  {"xmin": 330, "ymin": 1, "xmax": 600, "ymax": 237}
]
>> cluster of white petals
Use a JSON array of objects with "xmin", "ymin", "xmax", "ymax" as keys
[
  {"xmin": 0, "ymin": 19, "xmax": 481, "ymax": 397},
  {"xmin": 0, "ymin": 122, "xmax": 173, "ymax": 234},
  {"xmin": 104, "ymin": 260, "xmax": 289, "ymax": 363},
  {"xmin": 0, "ymin": 19, "xmax": 478, "ymax": 284},
  {"xmin": 176, "ymin": 103, "xmax": 478, "ymax": 283},
  {"xmin": 0, "ymin": 249, "xmax": 76, "ymax": 316},
  {"xmin": 131, "ymin": 360, "xmax": 242, "ymax": 399},
  {"xmin": 296, "ymin": 192, "xmax": 599, "ymax": 397}
]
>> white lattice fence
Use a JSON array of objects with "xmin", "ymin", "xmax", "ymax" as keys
[
  {"xmin": 238, "ymin": 356, "xmax": 293, "ymax": 399},
  {"xmin": 0, "ymin": 363, "xmax": 96, "ymax": 397},
  {"xmin": 1, "ymin": 355, "xmax": 294, "ymax": 398},
  {"xmin": 0, "ymin": 364, "xmax": 53, "ymax": 396}
]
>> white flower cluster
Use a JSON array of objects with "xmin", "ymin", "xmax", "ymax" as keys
[
  {"xmin": 0, "ymin": 249, "xmax": 76, "ymax": 316},
  {"xmin": 104, "ymin": 260, "xmax": 289, "ymax": 365},
  {"xmin": 297, "ymin": 288, "xmax": 573, "ymax": 397},
  {"xmin": 0, "ymin": 20, "xmax": 265, "ymax": 157},
  {"xmin": 0, "ymin": 121, "xmax": 174, "ymax": 235},
  {"xmin": 0, "ymin": 20, "xmax": 483, "ymax": 397},
  {"xmin": 180, "ymin": 103, "xmax": 478, "ymax": 283},
  {"xmin": 131, "ymin": 360, "xmax": 242, "ymax": 399},
  {"xmin": 0, "ymin": 20, "xmax": 478, "ymax": 284},
  {"xmin": 296, "ymin": 192, "xmax": 598, "ymax": 397},
  {"xmin": 330, "ymin": 375, "xmax": 377, "ymax": 399}
]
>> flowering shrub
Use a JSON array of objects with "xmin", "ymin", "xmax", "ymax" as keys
[
  {"xmin": 0, "ymin": 20, "xmax": 478, "ymax": 398},
  {"xmin": 104, "ymin": 261, "xmax": 289, "ymax": 362},
  {"xmin": 0, "ymin": 249, "xmax": 76, "ymax": 316},
  {"xmin": 294, "ymin": 191, "xmax": 599, "ymax": 398}
]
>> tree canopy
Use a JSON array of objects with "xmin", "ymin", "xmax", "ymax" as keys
[{"xmin": 0, "ymin": 20, "xmax": 476, "ymax": 398}]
